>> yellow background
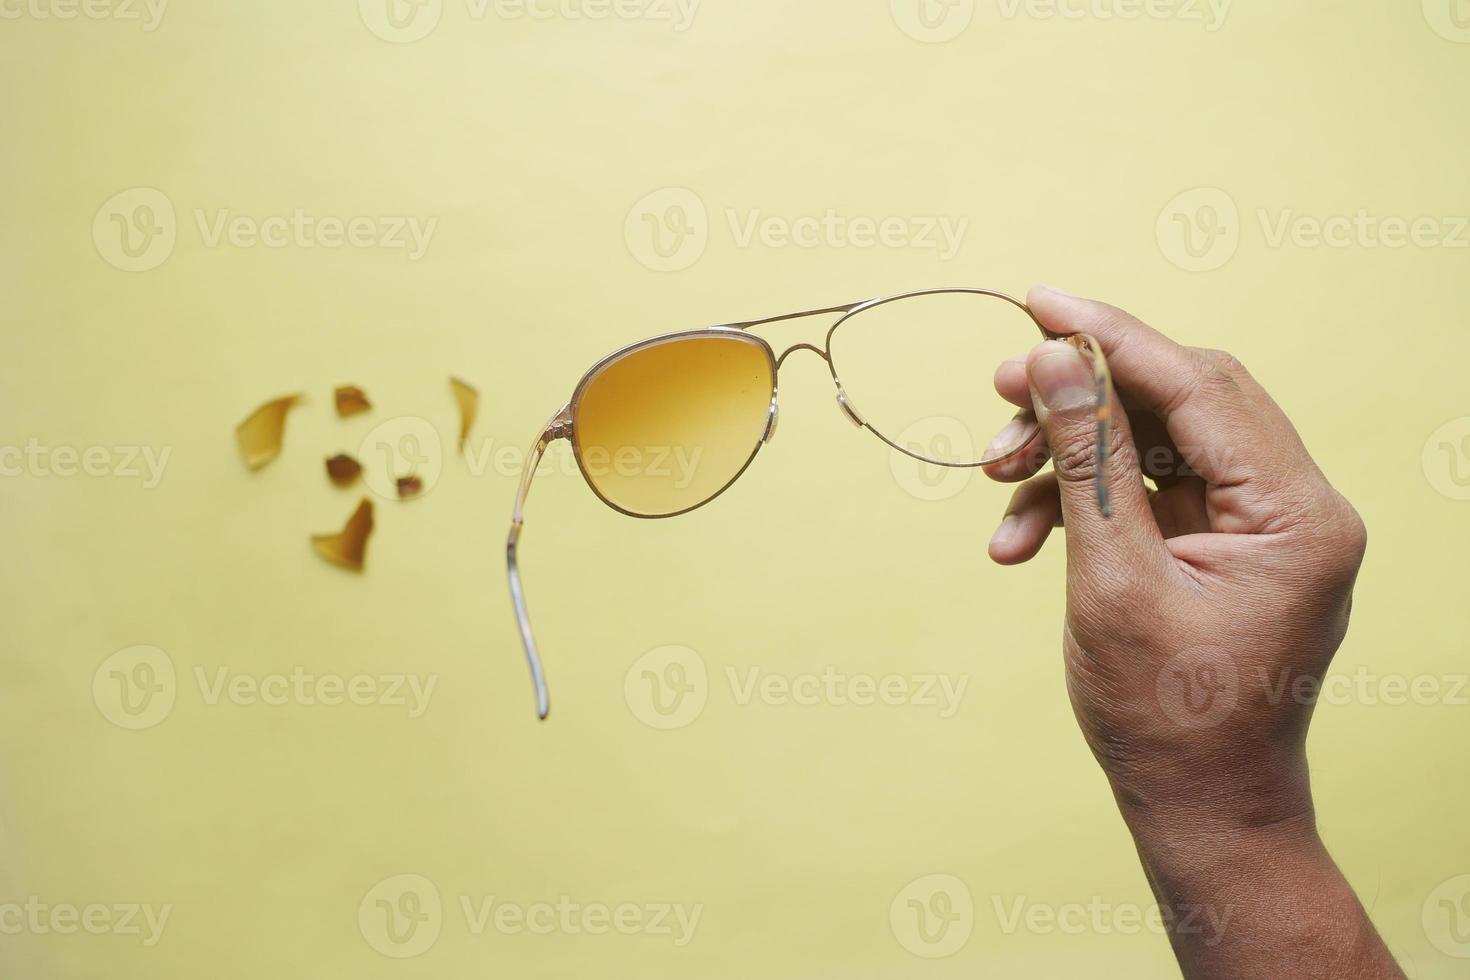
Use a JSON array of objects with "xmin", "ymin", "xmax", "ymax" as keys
[{"xmin": 3, "ymin": 1, "xmax": 1469, "ymax": 976}]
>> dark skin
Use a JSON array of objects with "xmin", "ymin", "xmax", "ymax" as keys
[{"xmin": 980, "ymin": 286, "xmax": 1404, "ymax": 979}]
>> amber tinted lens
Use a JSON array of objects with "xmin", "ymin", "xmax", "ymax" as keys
[
  {"xmin": 829, "ymin": 291, "xmax": 1041, "ymax": 465},
  {"xmin": 573, "ymin": 334, "xmax": 774, "ymax": 517}
]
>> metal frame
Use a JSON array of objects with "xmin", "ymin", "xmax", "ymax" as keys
[{"xmin": 505, "ymin": 288, "xmax": 1112, "ymax": 720}]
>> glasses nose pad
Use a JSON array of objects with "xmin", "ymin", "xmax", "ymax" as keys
[
  {"xmin": 835, "ymin": 386, "xmax": 866, "ymax": 429},
  {"xmin": 761, "ymin": 398, "xmax": 780, "ymax": 444}
]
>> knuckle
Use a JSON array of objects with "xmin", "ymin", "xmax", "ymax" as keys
[
  {"xmin": 1089, "ymin": 569, "xmax": 1146, "ymax": 613},
  {"xmin": 1093, "ymin": 304, "xmax": 1145, "ymax": 347},
  {"xmin": 1191, "ymin": 348, "xmax": 1246, "ymax": 389},
  {"xmin": 1196, "ymin": 347, "xmax": 1246, "ymax": 376},
  {"xmin": 1291, "ymin": 491, "xmax": 1369, "ymax": 580},
  {"xmin": 1164, "ymin": 348, "xmax": 1244, "ymax": 414},
  {"xmin": 1052, "ymin": 432, "xmax": 1102, "ymax": 487},
  {"xmin": 1096, "ymin": 303, "xmax": 1137, "ymax": 331},
  {"xmin": 1051, "ymin": 416, "xmax": 1132, "ymax": 487},
  {"xmin": 1332, "ymin": 496, "xmax": 1369, "ymax": 564}
]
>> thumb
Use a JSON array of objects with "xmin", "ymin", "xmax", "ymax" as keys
[{"xmin": 1026, "ymin": 340, "xmax": 1165, "ymax": 581}]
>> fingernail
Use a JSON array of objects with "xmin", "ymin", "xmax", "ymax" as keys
[
  {"xmin": 990, "ymin": 514, "xmax": 1020, "ymax": 551},
  {"xmin": 986, "ymin": 415, "xmax": 1028, "ymax": 456},
  {"xmin": 1029, "ymin": 344, "xmax": 1095, "ymax": 413},
  {"xmin": 1038, "ymin": 284, "xmax": 1075, "ymax": 298}
]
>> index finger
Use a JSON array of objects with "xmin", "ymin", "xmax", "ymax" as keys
[{"xmin": 1025, "ymin": 286, "xmax": 1322, "ymax": 526}]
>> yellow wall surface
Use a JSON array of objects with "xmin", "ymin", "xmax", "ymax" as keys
[{"xmin": 2, "ymin": 2, "xmax": 1468, "ymax": 977}]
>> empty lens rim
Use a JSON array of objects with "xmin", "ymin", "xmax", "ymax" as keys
[{"xmin": 824, "ymin": 288, "xmax": 1049, "ymax": 468}]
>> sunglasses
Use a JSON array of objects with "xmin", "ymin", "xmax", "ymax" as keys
[{"xmin": 506, "ymin": 287, "xmax": 1113, "ymax": 719}]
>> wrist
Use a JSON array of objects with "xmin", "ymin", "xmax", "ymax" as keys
[
  {"xmin": 1121, "ymin": 798, "xmax": 1325, "ymax": 890},
  {"xmin": 1112, "ymin": 774, "xmax": 1318, "ymax": 851},
  {"xmin": 1117, "ymin": 797, "xmax": 1398, "ymax": 977},
  {"xmin": 1100, "ymin": 735, "xmax": 1318, "ymax": 849}
]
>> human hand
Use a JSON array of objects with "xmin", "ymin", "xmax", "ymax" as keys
[{"xmin": 982, "ymin": 286, "xmax": 1400, "ymax": 978}]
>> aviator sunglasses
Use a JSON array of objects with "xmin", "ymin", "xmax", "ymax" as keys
[{"xmin": 506, "ymin": 287, "xmax": 1113, "ymax": 719}]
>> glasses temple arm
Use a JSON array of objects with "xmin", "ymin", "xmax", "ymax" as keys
[
  {"xmin": 507, "ymin": 408, "xmax": 571, "ymax": 721},
  {"xmin": 1063, "ymin": 332, "xmax": 1114, "ymax": 520}
]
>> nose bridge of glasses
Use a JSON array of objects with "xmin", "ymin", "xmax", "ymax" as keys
[
  {"xmin": 774, "ymin": 342, "xmax": 830, "ymax": 370},
  {"xmin": 768, "ymin": 342, "xmax": 871, "ymax": 432}
]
